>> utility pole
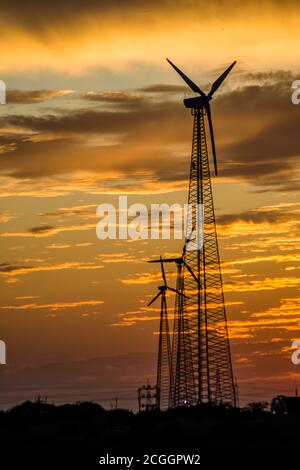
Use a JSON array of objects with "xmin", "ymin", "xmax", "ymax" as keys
[{"xmin": 138, "ymin": 381, "xmax": 158, "ymax": 412}]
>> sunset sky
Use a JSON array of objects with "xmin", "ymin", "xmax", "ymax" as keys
[{"xmin": 1, "ymin": 0, "xmax": 300, "ymax": 409}]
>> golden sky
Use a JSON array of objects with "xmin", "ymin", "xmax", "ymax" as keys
[{"xmin": 1, "ymin": 0, "xmax": 300, "ymax": 408}]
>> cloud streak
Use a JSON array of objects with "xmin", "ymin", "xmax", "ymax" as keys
[
  {"xmin": 1, "ymin": 223, "xmax": 96, "ymax": 238},
  {"xmin": 1, "ymin": 299, "xmax": 104, "ymax": 311},
  {"xmin": 0, "ymin": 261, "xmax": 103, "ymax": 277},
  {"xmin": 7, "ymin": 89, "xmax": 74, "ymax": 104},
  {"xmin": 1, "ymin": 77, "xmax": 299, "ymax": 194}
]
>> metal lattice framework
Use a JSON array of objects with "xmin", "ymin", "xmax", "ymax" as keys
[
  {"xmin": 179, "ymin": 107, "xmax": 236, "ymax": 405},
  {"xmin": 156, "ymin": 290, "xmax": 173, "ymax": 410},
  {"xmin": 171, "ymin": 261, "xmax": 196, "ymax": 407},
  {"xmin": 152, "ymin": 57, "xmax": 238, "ymax": 408}
]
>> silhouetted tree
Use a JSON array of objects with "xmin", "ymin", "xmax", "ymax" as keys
[{"xmin": 246, "ymin": 401, "xmax": 268, "ymax": 413}]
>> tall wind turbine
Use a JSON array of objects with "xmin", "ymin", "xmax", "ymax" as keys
[
  {"xmin": 147, "ymin": 256, "xmax": 188, "ymax": 409},
  {"xmin": 167, "ymin": 58, "xmax": 236, "ymax": 406}
]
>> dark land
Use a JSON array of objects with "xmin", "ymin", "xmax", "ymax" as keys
[{"xmin": 0, "ymin": 401, "xmax": 298, "ymax": 467}]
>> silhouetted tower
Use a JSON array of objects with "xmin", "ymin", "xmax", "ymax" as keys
[
  {"xmin": 150, "ymin": 233, "xmax": 198, "ymax": 407},
  {"xmin": 172, "ymin": 260, "xmax": 195, "ymax": 407},
  {"xmin": 147, "ymin": 257, "xmax": 185, "ymax": 409},
  {"xmin": 138, "ymin": 381, "xmax": 158, "ymax": 412},
  {"xmin": 167, "ymin": 58, "xmax": 236, "ymax": 406},
  {"xmin": 214, "ymin": 366, "xmax": 222, "ymax": 404},
  {"xmin": 156, "ymin": 287, "xmax": 172, "ymax": 409}
]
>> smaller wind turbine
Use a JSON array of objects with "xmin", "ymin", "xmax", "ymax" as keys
[
  {"xmin": 147, "ymin": 256, "xmax": 189, "ymax": 306},
  {"xmin": 148, "ymin": 229, "xmax": 199, "ymax": 408},
  {"xmin": 148, "ymin": 227, "xmax": 201, "ymax": 287},
  {"xmin": 166, "ymin": 58, "xmax": 236, "ymax": 175},
  {"xmin": 148, "ymin": 257, "xmax": 188, "ymax": 409}
]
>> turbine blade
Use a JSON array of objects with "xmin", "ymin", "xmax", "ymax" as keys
[
  {"xmin": 206, "ymin": 103, "xmax": 218, "ymax": 176},
  {"xmin": 167, "ymin": 286, "xmax": 189, "ymax": 299},
  {"xmin": 147, "ymin": 291, "xmax": 162, "ymax": 307},
  {"xmin": 162, "ymin": 258, "xmax": 180, "ymax": 263},
  {"xmin": 208, "ymin": 61, "xmax": 236, "ymax": 98},
  {"xmin": 166, "ymin": 58, "xmax": 206, "ymax": 98},
  {"xmin": 184, "ymin": 261, "xmax": 202, "ymax": 287},
  {"xmin": 160, "ymin": 256, "xmax": 167, "ymax": 286}
]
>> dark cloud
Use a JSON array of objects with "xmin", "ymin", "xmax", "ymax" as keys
[
  {"xmin": 38, "ymin": 207, "xmax": 95, "ymax": 218},
  {"xmin": 83, "ymin": 91, "xmax": 146, "ymax": 104},
  {"xmin": 0, "ymin": 1, "xmax": 155, "ymax": 30},
  {"xmin": 0, "ymin": 76, "xmax": 300, "ymax": 191},
  {"xmin": 138, "ymin": 84, "xmax": 187, "ymax": 93},
  {"xmin": 0, "ymin": 263, "xmax": 30, "ymax": 273},
  {"xmin": 211, "ymin": 80, "xmax": 300, "ymax": 189},
  {"xmin": 1, "ymin": 102, "xmax": 180, "ymax": 135},
  {"xmin": 0, "ymin": 98, "xmax": 190, "ymax": 181},
  {"xmin": 241, "ymin": 70, "xmax": 297, "ymax": 84},
  {"xmin": 218, "ymin": 206, "xmax": 300, "ymax": 226},
  {"xmin": 0, "ymin": 1, "xmax": 298, "ymax": 31},
  {"xmin": 6, "ymin": 90, "xmax": 73, "ymax": 104},
  {"xmin": 29, "ymin": 225, "xmax": 56, "ymax": 234},
  {"xmin": 220, "ymin": 113, "xmax": 300, "ymax": 190}
]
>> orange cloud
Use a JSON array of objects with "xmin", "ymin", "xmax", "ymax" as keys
[
  {"xmin": 224, "ymin": 276, "xmax": 300, "ymax": 293},
  {"xmin": 1, "ymin": 299, "xmax": 104, "ymax": 311},
  {"xmin": 0, "ymin": 211, "xmax": 16, "ymax": 223},
  {"xmin": 1, "ymin": 223, "xmax": 95, "ymax": 238},
  {"xmin": 1, "ymin": 2, "xmax": 299, "ymax": 73},
  {"xmin": 0, "ymin": 261, "xmax": 104, "ymax": 277}
]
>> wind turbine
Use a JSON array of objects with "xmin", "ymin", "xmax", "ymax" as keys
[
  {"xmin": 166, "ymin": 58, "xmax": 236, "ymax": 175},
  {"xmin": 166, "ymin": 58, "xmax": 237, "ymax": 406},
  {"xmin": 147, "ymin": 256, "xmax": 188, "ymax": 409},
  {"xmin": 148, "ymin": 228, "xmax": 199, "ymax": 407},
  {"xmin": 147, "ymin": 256, "xmax": 188, "ymax": 307},
  {"xmin": 148, "ymin": 226, "xmax": 201, "ymax": 287}
]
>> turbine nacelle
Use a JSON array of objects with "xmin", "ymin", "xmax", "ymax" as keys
[
  {"xmin": 166, "ymin": 58, "xmax": 236, "ymax": 175},
  {"xmin": 148, "ymin": 226, "xmax": 201, "ymax": 287},
  {"xmin": 158, "ymin": 285, "xmax": 167, "ymax": 291},
  {"xmin": 183, "ymin": 95, "xmax": 211, "ymax": 109}
]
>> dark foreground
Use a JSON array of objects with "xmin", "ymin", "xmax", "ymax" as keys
[{"xmin": 0, "ymin": 401, "xmax": 298, "ymax": 467}]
